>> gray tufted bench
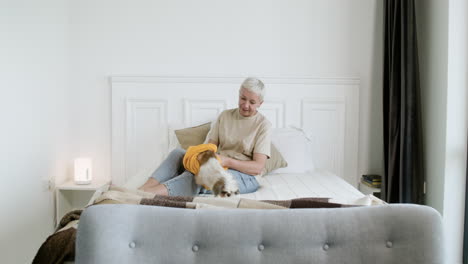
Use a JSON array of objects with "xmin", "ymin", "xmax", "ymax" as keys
[{"xmin": 76, "ymin": 204, "xmax": 443, "ymax": 264}]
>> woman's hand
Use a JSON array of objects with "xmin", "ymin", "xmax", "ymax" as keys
[{"xmin": 218, "ymin": 154, "xmax": 231, "ymax": 167}]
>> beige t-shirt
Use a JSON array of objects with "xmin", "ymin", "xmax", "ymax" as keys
[{"xmin": 206, "ymin": 108, "xmax": 271, "ymax": 161}]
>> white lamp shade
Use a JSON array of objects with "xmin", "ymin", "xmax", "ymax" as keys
[{"xmin": 74, "ymin": 158, "xmax": 92, "ymax": 184}]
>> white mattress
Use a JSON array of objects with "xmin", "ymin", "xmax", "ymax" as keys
[{"xmin": 240, "ymin": 169, "xmax": 367, "ymax": 205}]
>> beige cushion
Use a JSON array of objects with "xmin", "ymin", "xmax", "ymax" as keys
[
  {"xmin": 264, "ymin": 144, "xmax": 288, "ymax": 174},
  {"xmin": 174, "ymin": 122, "xmax": 212, "ymax": 150},
  {"xmin": 174, "ymin": 122, "xmax": 287, "ymax": 174}
]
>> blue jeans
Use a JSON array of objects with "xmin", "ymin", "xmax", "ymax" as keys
[{"xmin": 150, "ymin": 148, "xmax": 259, "ymax": 196}]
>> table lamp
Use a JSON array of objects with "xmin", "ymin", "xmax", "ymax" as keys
[{"xmin": 74, "ymin": 158, "xmax": 92, "ymax": 185}]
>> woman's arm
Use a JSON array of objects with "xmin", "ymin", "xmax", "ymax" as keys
[
  {"xmin": 207, "ymin": 139, "xmax": 268, "ymax": 176},
  {"xmin": 219, "ymin": 153, "xmax": 267, "ymax": 176}
]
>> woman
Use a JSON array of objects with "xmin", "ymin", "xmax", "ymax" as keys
[{"xmin": 139, "ymin": 77, "xmax": 271, "ymax": 196}]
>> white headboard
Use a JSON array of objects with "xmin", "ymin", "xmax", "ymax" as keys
[{"xmin": 111, "ymin": 76, "xmax": 360, "ymax": 187}]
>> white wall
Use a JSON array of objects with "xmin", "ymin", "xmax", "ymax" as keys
[
  {"xmin": 68, "ymin": 0, "xmax": 384, "ymax": 185},
  {"xmin": 416, "ymin": 0, "xmax": 449, "ymax": 216},
  {"xmin": 443, "ymin": 0, "xmax": 468, "ymax": 262},
  {"xmin": 416, "ymin": 0, "xmax": 468, "ymax": 263},
  {"xmin": 0, "ymin": 1, "xmax": 70, "ymax": 263}
]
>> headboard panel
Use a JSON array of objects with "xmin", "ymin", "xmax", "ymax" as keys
[{"xmin": 111, "ymin": 76, "xmax": 360, "ymax": 187}]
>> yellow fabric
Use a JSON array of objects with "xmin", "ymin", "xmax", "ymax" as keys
[{"xmin": 183, "ymin": 143, "xmax": 223, "ymax": 175}]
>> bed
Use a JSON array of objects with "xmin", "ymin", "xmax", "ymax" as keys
[
  {"xmin": 34, "ymin": 76, "xmax": 443, "ymax": 263},
  {"xmin": 109, "ymin": 75, "xmax": 370, "ymax": 203}
]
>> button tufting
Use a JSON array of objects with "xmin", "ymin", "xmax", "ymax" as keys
[
  {"xmin": 323, "ymin": 244, "xmax": 329, "ymax": 251},
  {"xmin": 258, "ymin": 244, "xmax": 265, "ymax": 251},
  {"xmin": 386, "ymin": 241, "xmax": 393, "ymax": 248},
  {"xmin": 129, "ymin": 242, "xmax": 136, "ymax": 248},
  {"xmin": 192, "ymin": 245, "xmax": 199, "ymax": 252}
]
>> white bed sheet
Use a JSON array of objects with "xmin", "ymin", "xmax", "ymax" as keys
[
  {"xmin": 122, "ymin": 167, "xmax": 380, "ymax": 206},
  {"xmin": 241, "ymin": 169, "xmax": 367, "ymax": 205}
]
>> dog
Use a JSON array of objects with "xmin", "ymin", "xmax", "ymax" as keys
[{"xmin": 196, "ymin": 150, "xmax": 240, "ymax": 197}]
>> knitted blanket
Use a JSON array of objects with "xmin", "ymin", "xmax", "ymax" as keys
[{"xmin": 32, "ymin": 210, "xmax": 81, "ymax": 264}]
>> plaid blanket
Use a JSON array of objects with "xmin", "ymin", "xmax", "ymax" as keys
[
  {"xmin": 32, "ymin": 186, "xmax": 355, "ymax": 264},
  {"xmin": 140, "ymin": 195, "xmax": 351, "ymax": 209}
]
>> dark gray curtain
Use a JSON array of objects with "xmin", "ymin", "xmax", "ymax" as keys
[{"xmin": 382, "ymin": 0, "xmax": 424, "ymax": 204}]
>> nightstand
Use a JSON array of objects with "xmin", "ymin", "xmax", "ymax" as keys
[
  {"xmin": 358, "ymin": 182, "xmax": 381, "ymax": 198},
  {"xmin": 55, "ymin": 179, "xmax": 110, "ymax": 226}
]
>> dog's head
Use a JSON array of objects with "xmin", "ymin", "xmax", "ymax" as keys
[{"xmin": 212, "ymin": 177, "xmax": 240, "ymax": 197}]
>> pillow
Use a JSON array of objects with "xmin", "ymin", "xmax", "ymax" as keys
[
  {"xmin": 173, "ymin": 122, "xmax": 287, "ymax": 174},
  {"xmin": 264, "ymin": 143, "xmax": 288, "ymax": 174},
  {"xmin": 269, "ymin": 127, "xmax": 315, "ymax": 174},
  {"xmin": 174, "ymin": 122, "xmax": 212, "ymax": 150},
  {"xmin": 167, "ymin": 123, "xmax": 186, "ymax": 151}
]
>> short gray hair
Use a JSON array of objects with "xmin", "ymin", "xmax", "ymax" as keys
[{"xmin": 239, "ymin": 77, "xmax": 265, "ymax": 101}]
